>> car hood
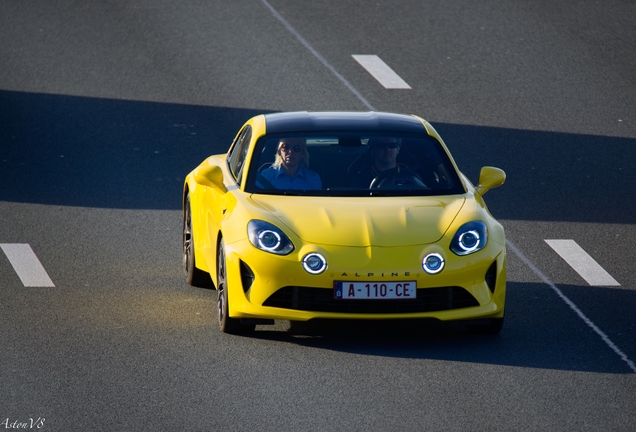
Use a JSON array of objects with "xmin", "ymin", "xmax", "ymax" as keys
[{"xmin": 250, "ymin": 195, "xmax": 466, "ymax": 247}]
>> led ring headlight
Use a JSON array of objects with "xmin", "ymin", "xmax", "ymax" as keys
[
  {"xmin": 302, "ymin": 253, "xmax": 327, "ymax": 275},
  {"xmin": 450, "ymin": 221, "xmax": 487, "ymax": 256},
  {"xmin": 458, "ymin": 230, "xmax": 480, "ymax": 253},
  {"xmin": 247, "ymin": 220, "xmax": 294, "ymax": 255},
  {"xmin": 258, "ymin": 230, "xmax": 281, "ymax": 251},
  {"xmin": 422, "ymin": 253, "xmax": 444, "ymax": 274}
]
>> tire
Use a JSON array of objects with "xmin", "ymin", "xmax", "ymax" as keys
[
  {"xmin": 183, "ymin": 193, "xmax": 212, "ymax": 287},
  {"xmin": 216, "ymin": 239, "xmax": 255, "ymax": 334},
  {"xmin": 466, "ymin": 317, "xmax": 504, "ymax": 335}
]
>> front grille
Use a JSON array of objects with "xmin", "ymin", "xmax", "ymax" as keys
[{"xmin": 262, "ymin": 286, "xmax": 479, "ymax": 314}]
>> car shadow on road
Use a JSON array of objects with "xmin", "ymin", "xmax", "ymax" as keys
[
  {"xmin": 432, "ymin": 122, "xmax": 636, "ymax": 225},
  {"xmin": 2, "ymin": 90, "xmax": 635, "ymax": 225},
  {"xmin": 0, "ymin": 90, "xmax": 274, "ymax": 209},
  {"xmin": 247, "ymin": 281, "xmax": 636, "ymax": 374}
]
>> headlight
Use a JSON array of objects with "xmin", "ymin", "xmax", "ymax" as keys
[
  {"xmin": 248, "ymin": 220, "xmax": 294, "ymax": 255},
  {"xmin": 302, "ymin": 253, "xmax": 327, "ymax": 274},
  {"xmin": 450, "ymin": 221, "xmax": 487, "ymax": 256},
  {"xmin": 422, "ymin": 253, "xmax": 444, "ymax": 274}
]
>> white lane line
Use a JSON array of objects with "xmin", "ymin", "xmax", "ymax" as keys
[
  {"xmin": 0, "ymin": 243, "xmax": 55, "ymax": 287},
  {"xmin": 352, "ymin": 55, "xmax": 412, "ymax": 89},
  {"xmin": 545, "ymin": 239, "xmax": 620, "ymax": 286},
  {"xmin": 260, "ymin": 0, "xmax": 376, "ymax": 110},
  {"xmin": 507, "ymin": 240, "xmax": 635, "ymax": 373}
]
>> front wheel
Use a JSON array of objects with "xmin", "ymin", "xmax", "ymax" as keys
[
  {"xmin": 183, "ymin": 193, "xmax": 212, "ymax": 287},
  {"xmin": 216, "ymin": 239, "xmax": 255, "ymax": 334}
]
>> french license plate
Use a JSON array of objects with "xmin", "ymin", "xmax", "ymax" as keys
[{"xmin": 334, "ymin": 281, "xmax": 417, "ymax": 300}]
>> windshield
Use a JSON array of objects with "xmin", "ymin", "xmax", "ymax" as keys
[{"xmin": 244, "ymin": 132, "xmax": 465, "ymax": 196}]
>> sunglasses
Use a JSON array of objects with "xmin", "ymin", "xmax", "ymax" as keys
[{"xmin": 281, "ymin": 144, "xmax": 303, "ymax": 153}]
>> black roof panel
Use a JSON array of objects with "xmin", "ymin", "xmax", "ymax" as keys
[{"xmin": 264, "ymin": 111, "xmax": 426, "ymax": 135}]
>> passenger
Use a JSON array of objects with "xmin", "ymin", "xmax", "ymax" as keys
[
  {"xmin": 258, "ymin": 138, "xmax": 322, "ymax": 190},
  {"xmin": 350, "ymin": 137, "xmax": 405, "ymax": 188}
]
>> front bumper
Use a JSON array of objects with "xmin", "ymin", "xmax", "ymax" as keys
[{"xmin": 218, "ymin": 238, "xmax": 506, "ymax": 322}]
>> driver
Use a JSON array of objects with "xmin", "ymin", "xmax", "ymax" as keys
[{"xmin": 350, "ymin": 137, "xmax": 405, "ymax": 188}]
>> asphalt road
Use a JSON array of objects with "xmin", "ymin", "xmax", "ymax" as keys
[{"xmin": 1, "ymin": 0, "xmax": 635, "ymax": 430}]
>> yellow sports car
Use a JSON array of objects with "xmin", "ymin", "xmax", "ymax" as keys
[{"xmin": 183, "ymin": 112, "xmax": 506, "ymax": 334}]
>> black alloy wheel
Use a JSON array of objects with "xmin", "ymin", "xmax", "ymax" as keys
[
  {"xmin": 183, "ymin": 194, "xmax": 211, "ymax": 287},
  {"xmin": 216, "ymin": 239, "xmax": 255, "ymax": 334}
]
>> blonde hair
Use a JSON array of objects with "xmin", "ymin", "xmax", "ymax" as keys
[{"xmin": 272, "ymin": 138, "xmax": 310, "ymax": 168}]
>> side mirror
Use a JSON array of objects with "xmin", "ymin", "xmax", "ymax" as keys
[
  {"xmin": 193, "ymin": 164, "xmax": 228, "ymax": 193},
  {"xmin": 475, "ymin": 166, "xmax": 505, "ymax": 196}
]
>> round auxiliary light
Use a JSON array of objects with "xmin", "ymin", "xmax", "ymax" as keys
[
  {"xmin": 422, "ymin": 253, "xmax": 444, "ymax": 274},
  {"xmin": 458, "ymin": 230, "xmax": 480, "ymax": 253},
  {"xmin": 302, "ymin": 253, "xmax": 327, "ymax": 275},
  {"xmin": 258, "ymin": 230, "xmax": 281, "ymax": 251}
]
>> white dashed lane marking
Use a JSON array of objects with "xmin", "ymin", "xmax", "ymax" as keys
[
  {"xmin": 352, "ymin": 55, "xmax": 412, "ymax": 89},
  {"xmin": 508, "ymin": 240, "xmax": 635, "ymax": 373},
  {"xmin": 545, "ymin": 239, "xmax": 620, "ymax": 286},
  {"xmin": 260, "ymin": 0, "xmax": 376, "ymax": 110},
  {"xmin": 0, "ymin": 243, "xmax": 55, "ymax": 287}
]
